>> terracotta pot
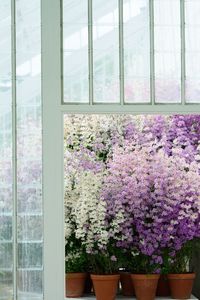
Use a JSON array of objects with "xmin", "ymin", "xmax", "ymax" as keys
[
  {"xmin": 167, "ymin": 273, "xmax": 195, "ymax": 299},
  {"xmin": 120, "ymin": 272, "xmax": 135, "ymax": 296},
  {"xmin": 131, "ymin": 274, "xmax": 160, "ymax": 300},
  {"xmin": 156, "ymin": 274, "xmax": 170, "ymax": 296},
  {"xmin": 91, "ymin": 274, "xmax": 120, "ymax": 300},
  {"xmin": 65, "ymin": 272, "xmax": 87, "ymax": 298}
]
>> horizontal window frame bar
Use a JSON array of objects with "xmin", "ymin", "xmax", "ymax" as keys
[{"xmin": 60, "ymin": 103, "xmax": 200, "ymax": 114}]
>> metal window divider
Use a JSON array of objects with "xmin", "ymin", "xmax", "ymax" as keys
[
  {"xmin": 11, "ymin": 0, "xmax": 18, "ymax": 299},
  {"xmin": 149, "ymin": 0, "xmax": 155, "ymax": 105},
  {"xmin": 119, "ymin": 0, "xmax": 124, "ymax": 105},
  {"xmin": 181, "ymin": 0, "xmax": 186, "ymax": 105},
  {"xmin": 88, "ymin": 0, "xmax": 93, "ymax": 105}
]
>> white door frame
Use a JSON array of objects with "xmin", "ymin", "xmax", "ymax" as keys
[{"xmin": 41, "ymin": 1, "xmax": 200, "ymax": 300}]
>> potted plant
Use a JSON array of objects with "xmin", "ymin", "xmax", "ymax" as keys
[
  {"xmin": 89, "ymin": 243, "xmax": 120, "ymax": 300},
  {"xmin": 101, "ymin": 141, "xmax": 200, "ymax": 300},
  {"xmin": 129, "ymin": 251, "xmax": 160, "ymax": 300},
  {"xmin": 167, "ymin": 239, "xmax": 200, "ymax": 299},
  {"xmin": 65, "ymin": 235, "xmax": 88, "ymax": 298}
]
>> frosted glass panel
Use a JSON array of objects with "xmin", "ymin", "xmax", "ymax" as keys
[
  {"xmin": 0, "ymin": 1, "xmax": 13, "ymax": 299},
  {"xmin": 0, "ymin": 1, "xmax": 11, "ymax": 81},
  {"xmin": 16, "ymin": 0, "xmax": 43, "ymax": 299},
  {"xmin": 123, "ymin": 0, "xmax": 150, "ymax": 103},
  {"xmin": 185, "ymin": 0, "xmax": 200, "ymax": 25},
  {"xmin": 63, "ymin": 0, "xmax": 88, "ymax": 24},
  {"xmin": 18, "ymin": 243, "xmax": 43, "ymax": 268},
  {"xmin": 0, "ymin": 216, "xmax": 12, "ymax": 240},
  {"xmin": 93, "ymin": 0, "xmax": 119, "ymax": 103},
  {"xmin": 18, "ymin": 216, "xmax": 43, "ymax": 241},
  {"xmin": 18, "ymin": 270, "xmax": 43, "ymax": 300},
  {"xmin": 185, "ymin": 0, "xmax": 200, "ymax": 103},
  {"xmin": 185, "ymin": 27, "xmax": 200, "ymax": 52},
  {"xmin": 93, "ymin": 52, "xmax": 119, "ymax": 103},
  {"xmin": 124, "ymin": 78, "xmax": 150, "ymax": 103},
  {"xmin": 154, "ymin": 0, "xmax": 180, "ymax": 25},
  {"xmin": 63, "ymin": 0, "xmax": 89, "ymax": 103},
  {"xmin": 154, "ymin": 0, "xmax": 181, "ymax": 103},
  {"xmin": 0, "ymin": 84, "xmax": 12, "ymax": 105},
  {"xmin": 0, "ymin": 243, "xmax": 13, "ymax": 269},
  {"xmin": 154, "ymin": 26, "xmax": 181, "ymax": 52}
]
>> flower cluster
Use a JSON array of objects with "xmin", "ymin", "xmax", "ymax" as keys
[
  {"xmin": 102, "ymin": 141, "xmax": 200, "ymax": 272},
  {"xmin": 64, "ymin": 114, "xmax": 200, "ymax": 274}
]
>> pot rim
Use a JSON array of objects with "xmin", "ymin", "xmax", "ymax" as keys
[
  {"xmin": 66, "ymin": 272, "xmax": 87, "ymax": 278},
  {"xmin": 167, "ymin": 272, "xmax": 196, "ymax": 279},
  {"xmin": 90, "ymin": 274, "xmax": 120, "ymax": 280},
  {"xmin": 131, "ymin": 274, "xmax": 160, "ymax": 279}
]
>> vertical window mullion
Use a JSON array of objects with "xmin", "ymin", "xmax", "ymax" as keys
[
  {"xmin": 88, "ymin": 0, "xmax": 93, "ymax": 105},
  {"xmin": 11, "ymin": 0, "xmax": 17, "ymax": 299},
  {"xmin": 150, "ymin": 0, "xmax": 155, "ymax": 105},
  {"xmin": 181, "ymin": 0, "xmax": 186, "ymax": 104},
  {"xmin": 119, "ymin": 0, "xmax": 124, "ymax": 105}
]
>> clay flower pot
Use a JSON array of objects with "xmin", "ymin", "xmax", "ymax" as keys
[
  {"xmin": 156, "ymin": 274, "xmax": 170, "ymax": 296},
  {"xmin": 167, "ymin": 273, "xmax": 195, "ymax": 299},
  {"xmin": 91, "ymin": 274, "xmax": 120, "ymax": 300},
  {"xmin": 131, "ymin": 274, "xmax": 160, "ymax": 300},
  {"xmin": 120, "ymin": 272, "xmax": 135, "ymax": 296},
  {"xmin": 65, "ymin": 272, "xmax": 87, "ymax": 298}
]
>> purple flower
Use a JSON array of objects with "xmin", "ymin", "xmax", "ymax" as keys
[{"xmin": 110, "ymin": 255, "xmax": 117, "ymax": 262}]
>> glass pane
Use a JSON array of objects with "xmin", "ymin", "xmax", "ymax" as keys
[
  {"xmin": 0, "ymin": 1, "xmax": 13, "ymax": 299},
  {"xmin": 185, "ymin": 27, "xmax": 200, "ymax": 52},
  {"xmin": 16, "ymin": 0, "xmax": 43, "ymax": 299},
  {"xmin": 0, "ymin": 216, "xmax": 12, "ymax": 241},
  {"xmin": 186, "ymin": 79, "xmax": 200, "ymax": 103},
  {"xmin": 185, "ymin": 0, "xmax": 200, "ymax": 25},
  {"xmin": 93, "ymin": 0, "xmax": 119, "ymax": 103},
  {"xmin": 63, "ymin": 75, "xmax": 89, "ymax": 103},
  {"xmin": 185, "ymin": 1, "xmax": 200, "ymax": 102},
  {"xmin": 18, "ymin": 243, "xmax": 43, "ymax": 268},
  {"xmin": 154, "ymin": 0, "xmax": 181, "ymax": 103},
  {"xmin": 123, "ymin": 0, "xmax": 150, "ymax": 103},
  {"xmin": 0, "ymin": 82, "xmax": 12, "ymax": 105},
  {"xmin": 63, "ymin": 48, "xmax": 89, "ymax": 103},
  {"xmin": 63, "ymin": 24, "xmax": 88, "ymax": 50},
  {"xmin": 154, "ymin": 0, "xmax": 180, "ymax": 25},
  {"xmin": 63, "ymin": 0, "xmax": 88, "ymax": 24},
  {"xmin": 93, "ymin": 0, "xmax": 118, "ymax": 25},
  {"xmin": 63, "ymin": 0, "xmax": 89, "ymax": 103},
  {"xmin": 18, "ymin": 270, "xmax": 43, "ymax": 300},
  {"xmin": 155, "ymin": 53, "xmax": 181, "ymax": 78},
  {"xmin": 93, "ymin": 51, "xmax": 119, "ymax": 103},
  {"xmin": 124, "ymin": 78, "xmax": 150, "ymax": 103},
  {"xmin": 0, "ymin": 1, "xmax": 11, "ymax": 81},
  {"xmin": 0, "ymin": 243, "xmax": 13, "ymax": 269},
  {"xmin": 0, "ymin": 271, "xmax": 13, "ymax": 300},
  {"xmin": 18, "ymin": 216, "xmax": 43, "ymax": 241},
  {"xmin": 155, "ymin": 78, "xmax": 181, "ymax": 103},
  {"xmin": 154, "ymin": 26, "xmax": 181, "ymax": 52}
]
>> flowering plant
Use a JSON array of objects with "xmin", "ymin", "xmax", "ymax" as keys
[
  {"xmin": 88, "ymin": 244, "xmax": 120, "ymax": 275},
  {"xmin": 167, "ymin": 239, "xmax": 200, "ymax": 274},
  {"xmin": 64, "ymin": 114, "xmax": 200, "ymax": 275},
  {"xmin": 101, "ymin": 141, "xmax": 200, "ymax": 273},
  {"xmin": 65, "ymin": 234, "xmax": 88, "ymax": 273}
]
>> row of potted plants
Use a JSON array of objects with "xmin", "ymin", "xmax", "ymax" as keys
[
  {"xmin": 64, "ymin": 115, "xmax": 200, "ymax": 300},
  {"xmin": 65, "ymin": 238, "xmax": 199, "ymax": 299}
]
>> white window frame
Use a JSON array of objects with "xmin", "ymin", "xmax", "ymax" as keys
[{"xmin": 41, "ymin": 1, "xmax": 200, "ymax": 300}]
